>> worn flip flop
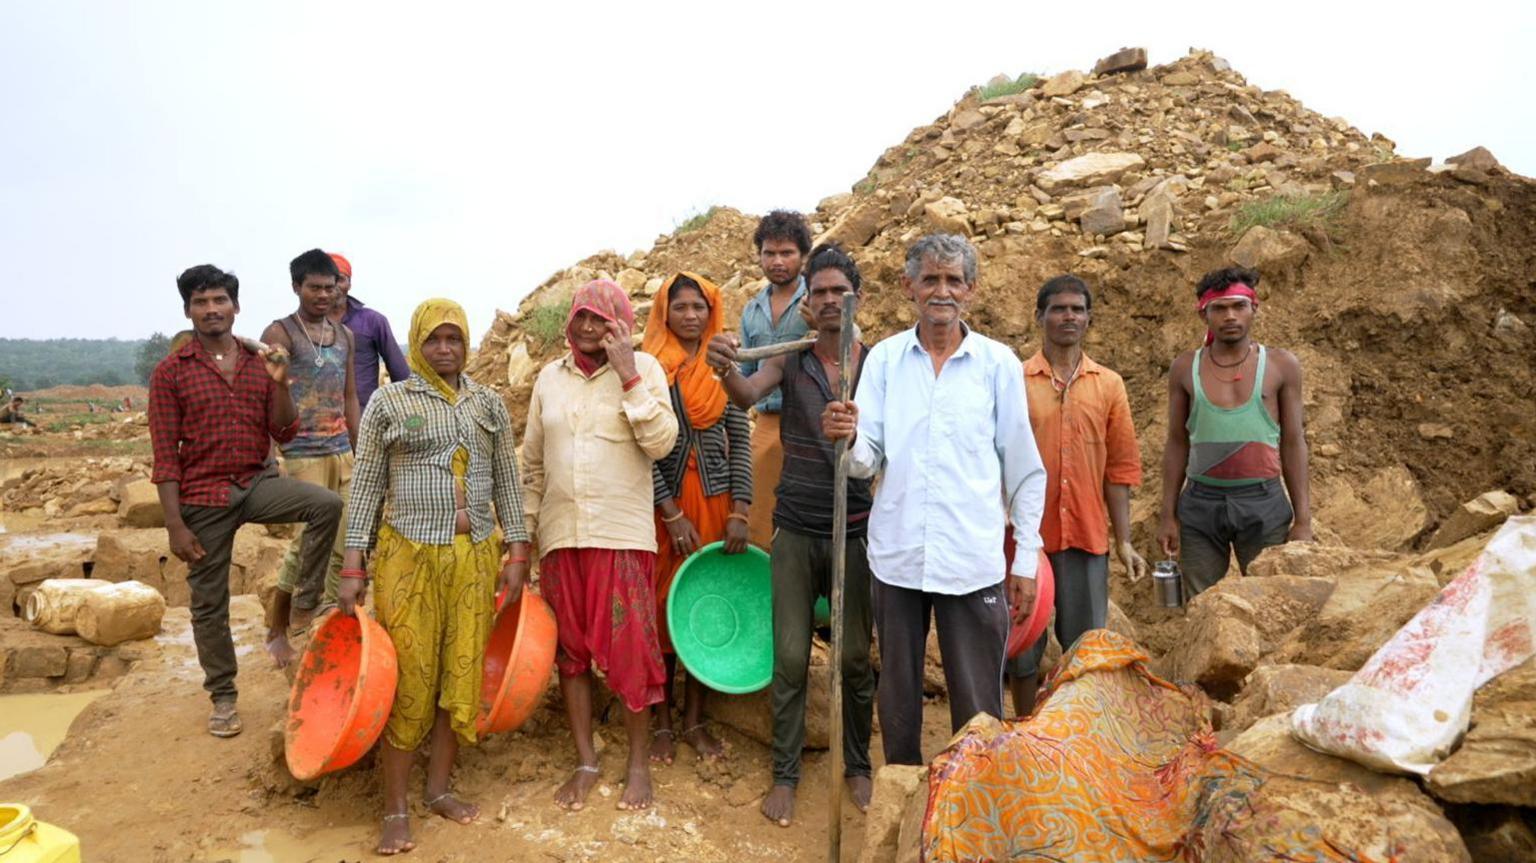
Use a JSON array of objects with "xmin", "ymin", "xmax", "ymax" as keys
[{"xmin": 208, "ymin": 701, "xmax": 243, "ymax": 738}]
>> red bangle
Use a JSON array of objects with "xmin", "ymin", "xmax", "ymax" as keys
[
  {"xmin": 339, "ymin": 568, "xmax": 368, "ymax": 580},
  {"xmin": 622, "ymin": 374, "xmax": 641, "ymax": 391},
  {"xmin": 507, "ymin": 557, "xmax": 528, "ymax": 564}
]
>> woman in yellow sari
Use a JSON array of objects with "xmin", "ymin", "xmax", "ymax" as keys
[{"xmin": 339, "ymin": 299, "xmax": 531, "ymax": 856}]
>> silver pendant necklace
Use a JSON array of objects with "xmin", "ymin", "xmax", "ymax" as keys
[{"xmin": 293, "ymin": 313, "xmax": 330, "ymax": 367}]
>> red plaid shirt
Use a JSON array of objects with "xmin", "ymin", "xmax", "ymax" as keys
[{"xmin": 149, "ymin": 339, "xmax": 299, "ymax": 507}]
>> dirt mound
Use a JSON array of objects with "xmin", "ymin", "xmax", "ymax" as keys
[
  {"xmin": 470, "ymin": 48, "xmax": 1536, "ymax": 551},
  {"xmin": 19, "ymin": 384, "xmax": 147, "ymax": 402}
]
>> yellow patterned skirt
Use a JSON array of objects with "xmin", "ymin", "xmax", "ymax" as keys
[{"xmin": 372, "ymin": 522, "xmax": 500, "ymax": 751}]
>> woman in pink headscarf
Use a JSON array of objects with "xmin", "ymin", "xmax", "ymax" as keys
[{"xmin": 521, "ymin": 280, "xmax": 680, "ymax": 811}]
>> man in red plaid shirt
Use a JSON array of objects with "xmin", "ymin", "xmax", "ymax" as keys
[{"xmin": 149, "ymin": 264, "xmax": 344, "ymax": 739}]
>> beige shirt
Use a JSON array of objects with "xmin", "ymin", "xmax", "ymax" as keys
[{"xmin": 522, "ymin": 351, "xmax": 679, "ymax": 553}]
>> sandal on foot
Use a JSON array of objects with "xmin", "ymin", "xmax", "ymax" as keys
[{"xmin": 208, "ymin": 701, "xmax": 242, "ymax": 738}]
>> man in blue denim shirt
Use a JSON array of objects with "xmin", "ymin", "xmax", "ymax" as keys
[{"xmin": 739, "ymin": 210, "xmax": 811, "ymax": 547}]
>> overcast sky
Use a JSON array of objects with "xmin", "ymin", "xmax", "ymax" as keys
[{"xmin": 2, "ymin": 1, "xmax": 1530, "ymax": 342}]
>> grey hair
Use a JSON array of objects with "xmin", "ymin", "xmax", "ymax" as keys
[{"xmin": 904, "ymin": 234, "xmax": 978, "ymax": 285}]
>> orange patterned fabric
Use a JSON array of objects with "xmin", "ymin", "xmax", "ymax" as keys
[{"xmin": 922, "ymin": 630, "xmax": 1388, "ymax": 862}]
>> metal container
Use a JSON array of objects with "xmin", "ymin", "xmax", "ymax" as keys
[{"xmin": 1153, "ymin": 560, "xmax": 1184, "ymax": 608}]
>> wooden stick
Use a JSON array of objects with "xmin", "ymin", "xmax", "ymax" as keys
[
  {"xmin": 734, "ymin": 334, "xmax": 818, "ymax": 362},
  {"xmin": 827, "ymin": 293, "xmax": 857, "ymax": 863}
]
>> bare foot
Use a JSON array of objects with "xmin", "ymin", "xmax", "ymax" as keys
[
  {"xmin": 761, "ymin": 784, "xmax": 795, "ymax": 827},
  {"xmin": 649, "ymin": 728, "xmax": 675, "ymax": 765},
  {"xmin": 264, "ymin": 630, "xmax": 294, "ymax": 668},
  {"xmin": 555, "ymin": 766, "xmax": 600, "ymax": 810},
  {"xmin": 377, "ymin": 814, "xmax": 414, "ymax": 855},
  {"xmin": 846, "ymin": 775, "xmax": 873, "ymax": 812},
  {"xmin": 618, "ymin": 763, "xmax": 653, "ymax": 810},
  {"xmin": 426, "ymin": 791, "xmax": 479, "ymax": 824},
  {"xmin": 681, "ymin": 724, "xmax": 725, "ymax": 761}
]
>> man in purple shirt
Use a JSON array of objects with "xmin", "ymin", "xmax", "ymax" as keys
[{"xmin": 326, "ymin": 252, "xmax": 410, "ymax": 408}]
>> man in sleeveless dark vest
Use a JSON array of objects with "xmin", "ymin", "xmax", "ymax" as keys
[
  {"xmin": 261, "ymin": 248, "xmax": 361, "ymax": 666},
  {"xmin": 707, "ymin": 244, "xmax": 876, "ymax": 827},
  {"xmin": 1157, "ymin": 266, "xmax": 1312, "ymax": 596}
]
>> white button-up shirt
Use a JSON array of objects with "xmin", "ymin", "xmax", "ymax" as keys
[{"xmin": 849, "ymin": 325, "xmax": 1046, "ymax": 594}]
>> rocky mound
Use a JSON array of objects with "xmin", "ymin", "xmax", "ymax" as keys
[{"xmin": 470, "ymin": 47, "xmax": 1535, "ymax": 553}]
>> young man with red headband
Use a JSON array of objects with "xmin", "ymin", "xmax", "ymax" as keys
[{"xmin": 1157, "ymin": 266, "xmax": 1311, "ymax": 596}]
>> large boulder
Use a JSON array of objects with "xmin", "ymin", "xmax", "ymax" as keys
[
  {"xmin": 1428, "ymin": 658, "xmax": 1536, "ymax": 807},
  {"xmin": 1225, "ymin": 664, "xmax": 1352, "ymax": 734},
  {"xmin": 93, "ymin": 527, "xmax": 289, "ymax": 607},
  {"xmin": 1092, "ymin": 47, "xmax": 1147, "ymax": 76},
  {"xmin": 1246, "ymin": 542, "xmax": 1397, "ymax": 580},
  {"xmin": 1228, "ymin": 225, "xmax": 1311, "ymax": 274},
  {"xmin": 822, "ymin": 200, "xmax": 888, "ymax": 248},
  {"xmin": 1267, "ymin": 563, "xmax": 1442, "ymax": 670},
  {"xmin": 1224, "ymin": 713, "xmax": 1470, "ymax": 862},
  {"xmin": 1040, "ymin": 69, "xmax": 1085, "ymax": 98},
  {"xmin": 117, "ymin": 479, "xmax": 165, "ymax": 528},
  {"xmin": 1313, "ymin": 465, "xmax": 1430, "ymax": 552},
  {"xmin": 922, "ymin": 197, "xmax": 972, "ymax": 236},
  {"xmin": 857, "ymin": 765, "xmax": 926, "ymax": 863},
  {"xmin": 1035, "ymin": 152, "xmax": 1146, "ymax": 193},
  {"xmin": 1427, "ymin": 490, "xmax": 1521, "ymax": 550},
  {"xmin": 1154, "ymin": 575, "xmax": 1334, "ymax": 699},
  {"xmin": 1451, "ymin": 806, "xmax": 1536, "ymax": 863}
]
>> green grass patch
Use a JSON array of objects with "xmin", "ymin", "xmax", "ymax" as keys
[
  {"xmin": 853, "ymin": 175, "xmax": 878, "ymax": 195},
  {"xmin": 42, "ymin": 412, "xmax": 115, "ymax": 433},
  {"xmin": 979, "ymin": 73, "xmax": 1040, "ymax": 101},
  {"xmin": 523, "ymin": 301, "xmax": 573, "ymax": 348},
  {"xmin": 1229, "ymin": 191, "xmax": 1348, "ymax": 236},
  {"xmin": 675, "ymin": 206, "xmax": 719, "ymax": 234}
]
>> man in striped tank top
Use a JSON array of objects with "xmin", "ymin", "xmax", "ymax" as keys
[
  {"xmin": 261, "ymin": 249, "xmax": 361, "ymax": 666},
  {"xmin": 1157, "ymin": 266, "xmax": 1312, "ymax": 596}
]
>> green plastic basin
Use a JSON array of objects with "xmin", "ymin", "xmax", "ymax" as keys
[{"xmin": 666, "ymin": 541, "xmax": 773, "ymax": 694}]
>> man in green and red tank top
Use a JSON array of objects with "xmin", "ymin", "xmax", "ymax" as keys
[
  {"xmin": 260, "ymin": 249, "xmax": 361, "ymax": 666},
  {"xmin": 1157, "ymin": 266, "xmax": 1312, "ymax": 596}
]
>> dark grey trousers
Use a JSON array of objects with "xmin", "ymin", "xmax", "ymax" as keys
[
  {"xmin": 872, "ymin": 577, "xmax": 1009, "ymax": 766},
  {"xmin": 769, "ymin": 528, "xmax": 874, "ymax": 787},
  {"xmin": 179, "ymin": 468, "xmax": 343, "ymax": 702},
  {"xmin": 1005, "ymin": 548, "xmax": 1109, "ymax": 677},
  {"xmin": 1176, "ymin": 478, "xmax": 1293, "ymax": 596}
]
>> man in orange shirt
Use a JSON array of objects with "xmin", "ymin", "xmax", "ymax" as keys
[{"xmin": 1008, "ymin": 275, "xmax": 1147, "ymax": 717}]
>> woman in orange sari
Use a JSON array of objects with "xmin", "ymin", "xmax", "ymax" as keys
[{"xmin": 644, "ymin": 272, "xmax": 753, "ymax": 762}]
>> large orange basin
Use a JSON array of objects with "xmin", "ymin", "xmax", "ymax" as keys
[
  {"xmin": 476, "ymin": 587, "xmax": 557, "ymax": 737},
  {"xmin": 284, "ymin": 611, "xmax": 398, "ymax": 780}
]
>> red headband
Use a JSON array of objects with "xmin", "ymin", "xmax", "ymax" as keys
[
  {"xmin": 1199, "ymin": 283, "xmax": 1257, "ymax": 345},
  {"xmin": 1197, "ymin": 283, "xmax": 1257, "ymax": 312}
]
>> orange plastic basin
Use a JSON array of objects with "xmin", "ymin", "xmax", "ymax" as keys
[
  {"xmin": 284, "ymin": 611, "xmax": 398, "ymax": 780},
  {"xmin": 476, "ymin": 588, "xmax": 557, "ymax": 736}
]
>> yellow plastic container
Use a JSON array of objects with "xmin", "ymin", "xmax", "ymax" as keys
[{"xmin": 0, "ymin": 804, "xmax": 80, "ymax": 863}]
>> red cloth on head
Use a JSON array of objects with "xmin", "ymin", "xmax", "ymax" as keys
[
  {"xmin": 1197, "ymin": 283, "xmax": 1258, "ymax": 345},
  {"xmin": 566, "ymin": 279, "xmax": 635, "ymax": 377},
  {"xmin": 329, "ymin": 253, "xmax": 352, "ymax": 279}
]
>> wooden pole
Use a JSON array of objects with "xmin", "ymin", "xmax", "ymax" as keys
[{"xmin": 827, "ymin": 293, "xmax": 857, "ymax": 863}]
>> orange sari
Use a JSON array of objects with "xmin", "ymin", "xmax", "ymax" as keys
[{"xmin": 644, "ymin": 272, "xmax": 733, "ymax": 653}]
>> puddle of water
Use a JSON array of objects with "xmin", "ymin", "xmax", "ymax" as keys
[
  {"xmin": 204, "ymin": 826, "xmax": 372, "ymax": 863},
  {"xmin": 0, "ymin": 690, "xmax": 109, "ymax": 781},
  {"xmin": 0, "ymin": 532, "xmax": 96, "ymax": 553}
]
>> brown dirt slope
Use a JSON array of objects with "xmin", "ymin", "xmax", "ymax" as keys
[{"xmin": 470, "ymin": 49, "xmax": 1536, "ymax": 548}]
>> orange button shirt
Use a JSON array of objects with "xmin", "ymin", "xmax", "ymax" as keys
[{"xmin": 1024, "ymin": 350, "xmax": 1143, "ymax": 555}]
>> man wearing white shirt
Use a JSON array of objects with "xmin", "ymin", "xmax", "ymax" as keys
[{"xmin": 823, "ymin": 234, "xmax": 1047, "ymax": 765}]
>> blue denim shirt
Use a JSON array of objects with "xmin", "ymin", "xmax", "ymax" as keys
[{"xmin": 738, "ymin": 275, "xmax": 809, "ymax": 413}]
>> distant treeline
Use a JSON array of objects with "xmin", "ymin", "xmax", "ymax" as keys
[{"xmin": 0, "ymin": 337, "xmax": 153, "ymax": 390}]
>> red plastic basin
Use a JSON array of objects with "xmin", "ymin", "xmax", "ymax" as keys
[{"xmin": 284, "ymin": 611, "xmax": 398, "ymax": 780}]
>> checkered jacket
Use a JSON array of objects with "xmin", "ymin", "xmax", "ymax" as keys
[{"xmin": 345, "ymin": 372, "xmax": 529, "ymax": 549}]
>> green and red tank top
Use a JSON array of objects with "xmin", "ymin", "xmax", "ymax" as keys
[{"xmin": 1185, "ymin": 345, "xmax": 1281, "ymax": 486}]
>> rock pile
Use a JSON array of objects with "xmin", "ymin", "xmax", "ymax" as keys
[{"xmin": 1, "ymin": 457, "xmax": 150, "ymax": 519}]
